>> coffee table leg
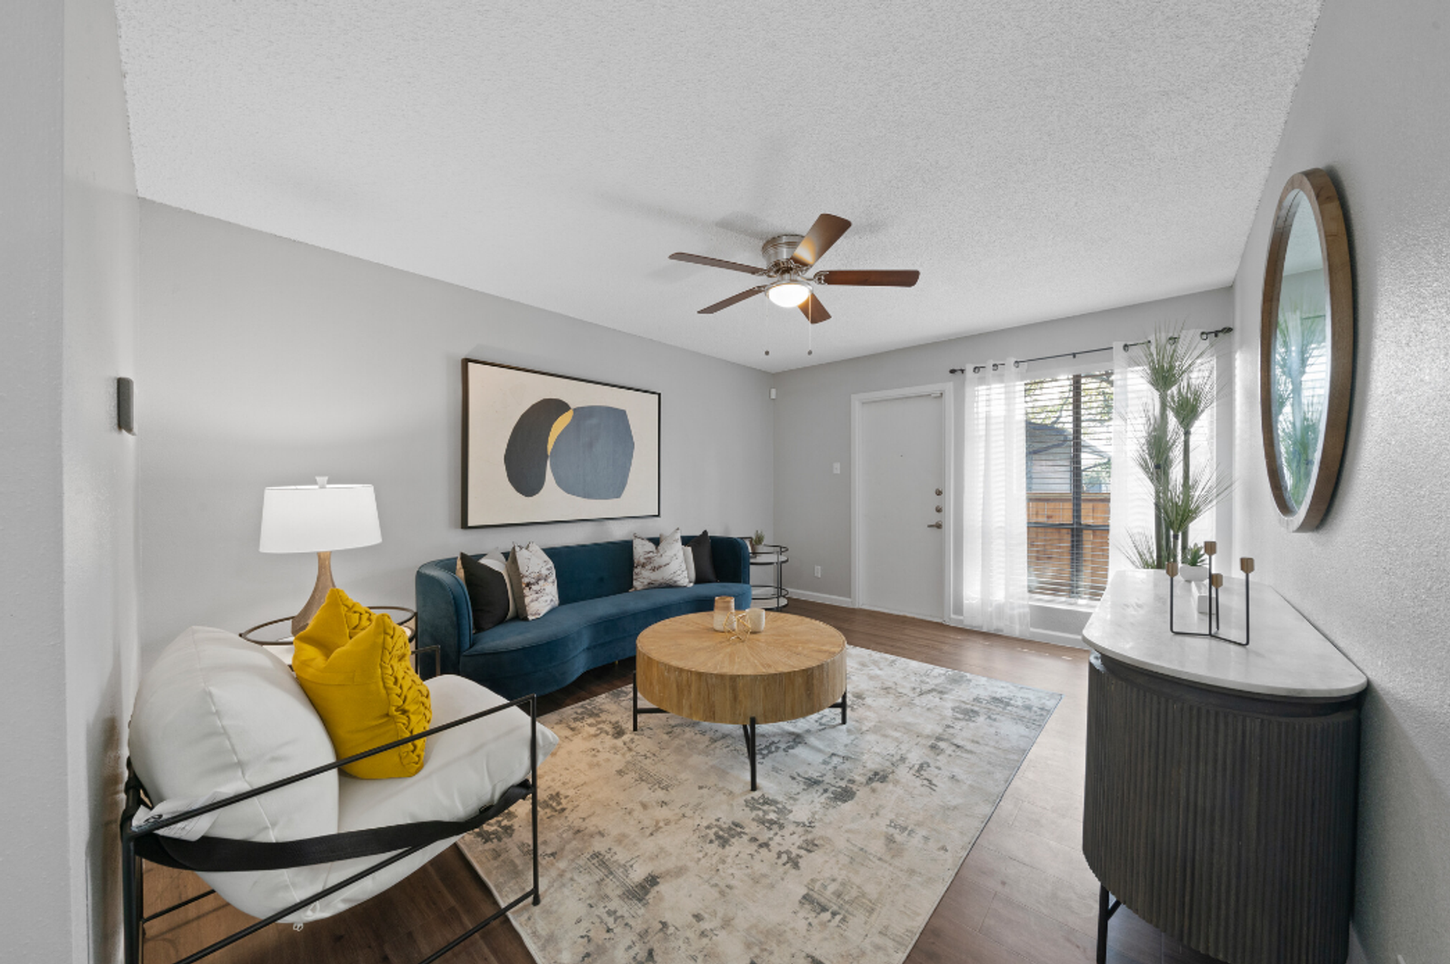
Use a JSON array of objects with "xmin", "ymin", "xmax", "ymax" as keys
[
  {"xmin": 632, "ymin": 671, "xmax": 638, "ymax": 732},
  {"xmin": 740, "ymin": 717, "xmax": 758, "ymax": 791},
  {"xmin": 828, "ymin": 686, "xmax": 848, "ymax": 725}
]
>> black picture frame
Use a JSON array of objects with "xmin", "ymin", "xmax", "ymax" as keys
[{"xmin": 461, "ymin": 358, "xmax": 662, "ymax": 529}]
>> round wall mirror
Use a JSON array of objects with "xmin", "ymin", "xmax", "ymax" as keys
[{"xmin": 1259, "ymin": 169, "xmax": 1353, "ymax": 531}]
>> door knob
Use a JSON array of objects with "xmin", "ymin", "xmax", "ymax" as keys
[{"xmin": 927, "ymin": 521, "xmax": 943, "ymax": 529}]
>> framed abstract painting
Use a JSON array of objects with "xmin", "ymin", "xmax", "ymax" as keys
[{"xmin": 462, "ymin": 359, "xmax": 661, "ymax": 528}]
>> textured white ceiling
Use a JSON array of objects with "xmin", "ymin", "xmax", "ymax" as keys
[{"xmin": 115, "ymin": 0, "xmax": 1321, "ymax": 372}]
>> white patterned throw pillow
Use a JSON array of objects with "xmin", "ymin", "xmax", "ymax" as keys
[
  {"xmin": 508, "ymin": 543, "xmax": 559, "ymax": 620},
  {"xmin": 632, "ymin": 529, "xmax": 692, "ymax": 591}
]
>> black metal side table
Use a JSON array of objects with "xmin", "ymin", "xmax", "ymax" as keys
[{"xmin": 744, "ymin": 543, "xmax": 789, "ymax": 610}]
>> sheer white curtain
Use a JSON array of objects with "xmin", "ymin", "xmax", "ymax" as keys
[
  {"xmin": 1109, "ymin": 331, "xmax": 1218, "ymax": 572},
  {"xmin": 962, "ymin": 360, "xmax": 1030, "ymax": 637},
  {"xmin": 1109, "ymin": 342, "xmax": 1154, "ymax": 573}
]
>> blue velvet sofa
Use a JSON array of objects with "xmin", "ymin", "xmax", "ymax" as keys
[{"xmin": 416, "ymin": 536, "xmax": 752, "ymax": 698}]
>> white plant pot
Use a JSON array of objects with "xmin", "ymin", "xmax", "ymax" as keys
[{"xmin": 1179, "ymin": 565, "xmax": 1209, "ymax": 583}]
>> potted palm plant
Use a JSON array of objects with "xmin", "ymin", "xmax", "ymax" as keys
[{"xmin": 1125, "ymin": 329, "xmax": 1233, "ymax": 571}]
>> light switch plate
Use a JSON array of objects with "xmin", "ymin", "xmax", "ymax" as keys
[
  {"xmin": 832, "ymin": 462, "xmax": 840, "ymax": 474},
  {"xmin": 117, "ymin": 377, "xmax": 135, "ymax": 435}
]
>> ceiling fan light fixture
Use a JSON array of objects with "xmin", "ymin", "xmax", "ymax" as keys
[{"xmin": 767, "ymin": 281, "xmax": 812, "ymax": 308}]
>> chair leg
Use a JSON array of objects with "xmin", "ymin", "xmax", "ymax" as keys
[
  {"xmin": 121, "ymin": 838, "xmax": 142, "ymax": 964},
  {"xmin": 530, "ymin": 694, "xmax": 541, "ymax": 906}
]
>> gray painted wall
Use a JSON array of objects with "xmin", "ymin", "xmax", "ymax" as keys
[
  {"xmin": 1, "ymin": 0, "xmax": 141, "ymax": 960},
  {"xmin": 135, "ymin": 202, "xmax": 774, "ymax": 664},
  {"xmin": 63, "ymin": 0, "xmax": 143, "ymax": 958},
  {"xmin": 1, "ymin": 3, "xmax": 73, "ymax": 960},
  {"xmin": 771, "ymin": 287, "xmax": 1233, "ymax": 642},
  {"xmin": 1229, "ymin": 0, "xmax": 1450, "ymax": 960}
]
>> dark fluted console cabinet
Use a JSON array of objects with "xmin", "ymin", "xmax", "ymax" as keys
[{"xmin": 1081, "ymin": 571, "xmax": 1367, "ymax": 964}]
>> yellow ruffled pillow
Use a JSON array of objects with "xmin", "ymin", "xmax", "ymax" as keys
[{"xmin": 292, "ymin": 588, "xmax": 432, "ymax": 779}]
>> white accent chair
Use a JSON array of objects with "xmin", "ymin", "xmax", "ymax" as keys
[{"xmin": 121, "ymin": 626, "xmax": 558, "ymax": 964}]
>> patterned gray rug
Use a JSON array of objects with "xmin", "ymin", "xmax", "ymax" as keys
[{"xmin": 459, "ymin": 646, "xmax": 1060, "ymax": 964}]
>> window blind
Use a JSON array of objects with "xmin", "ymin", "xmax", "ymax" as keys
[{"xmin": 1024, "ymin": 370, "xmax": 1113, "ymax": 599}]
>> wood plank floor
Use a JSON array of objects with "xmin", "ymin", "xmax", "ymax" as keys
[{"xmin": 139, "ymin": 600, "xmax": 1222, "ymax": 964}]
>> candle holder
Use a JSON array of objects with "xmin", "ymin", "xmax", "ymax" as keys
[
  {"xmin": 1167, "ymin": 541, "xmax": 1252, "ymax": 646},
  {"xmin": 722, "ymin": 610, "xmax": 754, "ymax": 643}
]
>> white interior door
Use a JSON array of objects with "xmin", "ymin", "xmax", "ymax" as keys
[{"xmin": 857, "ymin": 392, "xmax": 946, "ymax": 620}]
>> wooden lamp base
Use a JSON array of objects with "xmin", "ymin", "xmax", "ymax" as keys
[{"xmin": 290, "ymin": 551, "xmax": 335, "ymax": 636}]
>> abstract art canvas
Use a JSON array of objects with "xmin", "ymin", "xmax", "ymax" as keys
[{"xmin": 462, "ymin": 359, "xmax": 660, "ymax": 527}]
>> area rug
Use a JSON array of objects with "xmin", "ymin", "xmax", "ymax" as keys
[{"xmin": 459, "ymin": 646, "xmax": 1060, "ymax": 964}]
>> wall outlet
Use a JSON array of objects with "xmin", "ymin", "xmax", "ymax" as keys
[
  {"xmin": 832, "ymin": 462, "xmax": 840, "ymax": 474},
  {"xmin": 814, "ymin": 565, "xmax": 822, "ymax": 578},
  {"xmin": 770, "ymin": 388, "xmax": 777, "ymax": 399},
  {"xmin": 1398, "ymin": 956, "xmax": 1407, "ymax": 964}
]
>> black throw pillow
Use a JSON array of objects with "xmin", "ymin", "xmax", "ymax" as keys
[
  {"xmin": 458, "ymin": 552, "xmax": 512, "ymax": 633},
  {"xmin": 686, "ymin": 531, "xmax": 717, "ymax": 583}
]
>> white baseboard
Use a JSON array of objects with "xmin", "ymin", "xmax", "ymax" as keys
[
  {"xmin": 1026, "ymin": 626, "xmax": 1088, "ymax": 649},
  {"xmin": 857, "ymin": 602, "xmax": 948, "ymax": 622},
  {"xmin": 1346, "ymin": 928, "xmax": 1368, "ymax": 964},
  {"xmin": 786, "ymin": 594, "xmax": 1084, "ymax": 650},
  {"xmin": 785, "ymin": 588, "xmax": 855, "ymax": 608}
]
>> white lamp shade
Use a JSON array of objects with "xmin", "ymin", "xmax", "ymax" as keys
[{"xmin": 259, "ymin": 483, "xmax": 381, "ymax": 554}]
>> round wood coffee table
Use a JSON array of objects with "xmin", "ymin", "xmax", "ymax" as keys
[{"xmin": 632, "ymin": 611, "xmax": 848, "ymax": 790}]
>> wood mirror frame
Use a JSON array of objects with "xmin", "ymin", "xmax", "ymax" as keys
[{"xmin": 1259, "ymin": 168, "xmax": 1354, "ymax": 532}]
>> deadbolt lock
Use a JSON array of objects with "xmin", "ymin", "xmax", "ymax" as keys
[
  {"xmin": 935, "ymin": 505, "xmax": 942, "ymax": 513},
  {"xmin": 935, "ymin": 488, "xmax": 942, "ymax": 496}
]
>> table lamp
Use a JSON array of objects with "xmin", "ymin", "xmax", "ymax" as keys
[{"xmin": 260, "ymin": 477, "xmax": 382, "ymax": 635}]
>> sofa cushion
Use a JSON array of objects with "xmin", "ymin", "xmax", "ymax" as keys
[
  {"xmin": 311, "ymin": 675, "xmax": 560, "ymax": 918},
  {"xmin": 461, "ymin": 582, "xmax": 752, "ymax": 688},
  {"xmin": 130, "ymin": 626, "xmax": 338, "ymax": 920},
  {"xmin": 337, "ymin": 675, "xmax": 558, "ymax": 831},
  {"xmin": 543, "ymin": 540, "xmax": 635, "ymax": 604}
]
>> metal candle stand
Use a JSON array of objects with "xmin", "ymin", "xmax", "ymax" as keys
[{"xmin": 1166, "ymin": 541, "xmax": 1252, "ymax": 647}]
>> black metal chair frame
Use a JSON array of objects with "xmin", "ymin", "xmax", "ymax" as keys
[{"xmin": 120, "ymin": 692, "xmax": 541, "ymax": 964}]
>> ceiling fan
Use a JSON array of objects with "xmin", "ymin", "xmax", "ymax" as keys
[{"xmin": 669, "ymin": 213, "xmax": 920, "ymax": 324}]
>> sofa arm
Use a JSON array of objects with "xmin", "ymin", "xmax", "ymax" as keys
[
  {"xmin": 711, "ymin": 536, "xmax": 752, "ymax": 585},
  {"xmin": 416, "ymin": 562, "xmax": 472, "ymax": 677}
]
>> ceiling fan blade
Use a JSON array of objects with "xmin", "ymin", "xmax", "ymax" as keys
[
  {"xmin": 791, "ymin": 214, "xmax": 852, "ymax": 268},
  {"xmin": 798, "ymin": 293, "xmax": 831, "ymax": 324},
  {"xmin": 670, "ymin": 252, "xmax": 765, "ymax": 275},
  {"xmin": 814, "ymin": 269, "xmax": 920, "ymax": 287},
  {"xmin": 699, "ymin": 286, "xmax": 766, "ymax": 314}
]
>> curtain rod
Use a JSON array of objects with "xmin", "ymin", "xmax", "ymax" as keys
[{"xmin": 948, "ymin": 327, "xmax": 1233, "ymax": 375}]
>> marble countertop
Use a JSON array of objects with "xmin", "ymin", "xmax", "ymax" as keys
[{"xmin": 1082, "ymin": 570, "xmax": 1367, "ymax": 699}]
